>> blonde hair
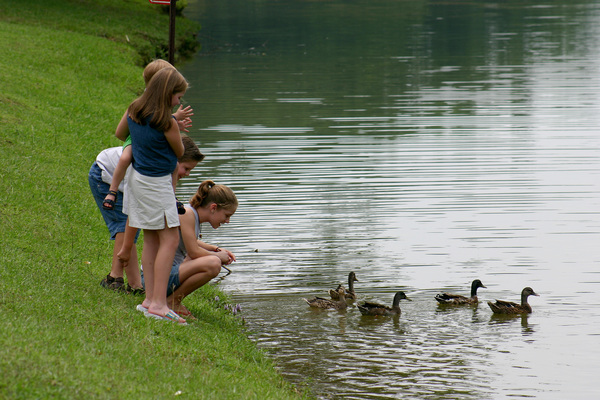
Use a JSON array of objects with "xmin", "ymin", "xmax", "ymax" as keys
[
  {"xmin": 190, "ymin": 180, "xmax": 238, "ymax": 211},
  {"xmin": 143, "ymin": 59, "xmax": 174, "ymax": 86},
  {"xmin": 127, "ymin": 67, "xmax": 188, "ymax": 132}
]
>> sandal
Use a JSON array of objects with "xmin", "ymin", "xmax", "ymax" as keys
[
  {"xmin": 100, "ymin": 274, "xmax": 125, "ymax": 291},
  {"xmin": 102, "ymin": 190, "xmax": 118, "ymax": 210},
  {"xmin": 126, "ymin": 284, "xmax": 145, "ymax": 296},
  {"xmin": 176, "ymin": 199, "xmax": 186, "ymax": 215}
]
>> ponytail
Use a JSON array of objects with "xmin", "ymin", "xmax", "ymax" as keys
[{"xmin": 190, "ymin": 180, "xmax": 238, "ymax": 211}]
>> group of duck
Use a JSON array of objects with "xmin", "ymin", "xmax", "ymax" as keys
[{"xmin": 303, "ymin": 273, "xmax": 540, "ymax": 316}]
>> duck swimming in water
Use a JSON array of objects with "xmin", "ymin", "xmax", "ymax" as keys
[
  {"xmin": 304, "ymin": 287, "xmax": 348, "ymax": 310},
  {"xmin": 357, "ymin": 291, "xmax": 411, "ymax": 316},
  {"xmin": 488, "ymin": 287, "xmax": 539, "ymax": 314},
  {"xmin": 435, "ymin": 279, "xmax": 486, "ymax": 306},
  {"xmin": 329, "ymin": 272, "xmax": 359, "ymax": 300}
]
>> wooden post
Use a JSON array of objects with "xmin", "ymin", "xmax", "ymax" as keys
[
  {"xmin": 149, "ymin": 0, "xmax": 177, "ymax": 63},
  {"xmin": 168, "ymin": 0, "xmax": 176, "ymax": 64}
]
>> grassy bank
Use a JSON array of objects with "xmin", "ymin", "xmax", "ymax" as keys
[{"xmin": 0, "ymin": 0, "xmax": 305, "ymax": 398}]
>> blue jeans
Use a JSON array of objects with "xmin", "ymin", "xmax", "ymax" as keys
[
  {"xmin": 88, "ymin": 162, "xmax": 140, "ymax": 242},
  {"xmin": 141, "ymin": 263, "xmax": 181, "ymax": 296}
]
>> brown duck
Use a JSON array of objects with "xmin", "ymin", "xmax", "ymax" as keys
[
  {"xmin": 357, "ymin": 291, "xmax": 411, "ymax": 316},
  {"xmin": 435, "ymin": 279, "xmax": 486, "ymax": 306},
  {"xmin": 329, "ymin": 272, "xmax": 359, "ymax": 300},
  {"xmin": 304, "ymin": 287, "xmax": 348, "ymax": 310},
  {"xmin": 488, "ymin": 287, "xmax": 539, "ymax": 314}
]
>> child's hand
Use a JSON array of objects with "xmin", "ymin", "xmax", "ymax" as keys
[
  {"xmin": 216, "ymin": 248, "xmax": 236, "ymax": 265},
  {"xmin": 223, "ymin": 248, "xmax": 236, "ymax": 263},
  {"xmin": 173, "ymin": 105, "xmax": 194, "ymax": 121},
  {"xmin": 117, "ymin": 248, "xmax": 130, "ymax": 269},
  {"xmin": 177, "ymin": 117, "xmax": 192, "ymax": 133}
]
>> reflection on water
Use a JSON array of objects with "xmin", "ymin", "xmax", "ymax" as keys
[{"xmin": 179, "ymin": 0, "xmax": 600, "ymax": 398}]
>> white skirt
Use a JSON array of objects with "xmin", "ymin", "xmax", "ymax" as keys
[{"xmin": 123, "ymin": 168, "xmax": 180, "ymax": 230}]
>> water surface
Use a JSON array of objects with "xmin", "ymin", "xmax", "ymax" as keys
[{"xmin": 179, "ymin": 1, "xmax": 600, "ymax": 398}]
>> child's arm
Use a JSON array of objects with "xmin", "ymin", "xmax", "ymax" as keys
[
  {"xmin": 197, "ymin": 239, "xmax": 236, "ymax": 264},
  {"xmin": 108, "ymin": 146, "xmax": 132, "ymax": 194},
  {"xmin": 115, "ymin": 111, "xmax": 129, "ymax": 141},
  {"xmin": 164, "ymin": 119, "xmax": 184, "ymax": 158},
  {"xmin": 171, "ymin": 166, "xmax": 178, "ymax": 192},
  {"xmin": 179, "ymin": 212, "xmax": 220, "ymax": 259}
]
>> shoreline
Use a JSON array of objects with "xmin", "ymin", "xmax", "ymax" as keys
[{"xmin": 0, "ymin": 0, "xmax": 307, "ymax": 398}]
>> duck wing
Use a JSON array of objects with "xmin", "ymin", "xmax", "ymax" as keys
[
  {"xmin": 361, "ymin": 301, "xmax": 388, "ymax": 309},
  {"xmin": 488, "ymin": 299, "xmax": 525, "ymax": 313},
  {"xmin": 358, "ymin": 301, "xmax": 392, "ymax": 315},
  {"xmin": 494, "ymin": 299, "xmax": 519, "ymax": 308},
  {"xmin": 435, "ymin": 292, "xmax": 467, "ymax": 303},
  {"xmin": 304, "ymin": 296, "xmax": 334, "ymax": 308}
]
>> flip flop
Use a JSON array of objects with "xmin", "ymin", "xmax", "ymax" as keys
[
  {"xmin": 175, "ymin": 308, "xmax": 197, "ymax": 320},
  {"xmin": 136, "ymin": 304, "xmax": 149, "ymax": 315},
  {"xmin": 146, "ymin": 309, "xmax": 187, "ymax": 325}
]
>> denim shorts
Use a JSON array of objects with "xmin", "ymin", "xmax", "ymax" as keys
[
  {"xmin": 88, "ymin": 162, "xmax": 140, "ymax": 242},
  {"xmin": 141, "ymin": 262, "xmax": 181, "ymax": 296}
]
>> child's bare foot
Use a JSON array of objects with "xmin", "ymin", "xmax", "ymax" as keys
[
  {"xmin": 174, "ymin": 304, "xmax": 191, "ymax": 316},
  {"xmin": 170, "ymin": 304, "xmax": 195, "ymax": 319}
]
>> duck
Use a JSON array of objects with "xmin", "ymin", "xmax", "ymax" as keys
[
  {"xmin": 329, "ymin": 272, "xmax": 359, "ymax": 300},
  {"xmin": 328, "ymin": 284, "xmax": 344, "ymax": 300},
  {"xmin": 435, "ymin": 279, "xmax": 486, "ymax": 306},
  {"xmin": 304, "ymin": 287, "xmax": 348, "ymax": 310},
  {"xmin": 487, "ymin": 287, "xmax": 539, "ymax": 314},
  {"xmin": 357, "ymin": 291, "xmax": 411, "ymax": 316}
]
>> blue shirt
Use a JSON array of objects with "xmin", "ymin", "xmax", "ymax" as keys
[{"xmin": 128, "ymin": 116, "xmax": 177, "ymax": 177}]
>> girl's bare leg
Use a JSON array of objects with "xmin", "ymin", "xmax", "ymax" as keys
[
  {"xmin": 167, "ymin": 255, "xmax": 221, "ymax": 313},
  {"xmin": 147, "ymin": 226, "xmax": 180, "ymax": 316},
  {"xmin": 140, "ymin": 229, "xmax": 158, "ymax": 309}
]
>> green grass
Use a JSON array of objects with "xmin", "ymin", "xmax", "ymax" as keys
[{"xmin": 0, "ymin": 0, "xmax": 306, "ymax": 398}]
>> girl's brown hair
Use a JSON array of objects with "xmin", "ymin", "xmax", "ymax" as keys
[
  {"xmin": 190, "ymin": 180, "xmax": 238, "ymax": 211},
  {"xmin": 127, "ymin": 67, "xmax": 188, "ymax": 132},
  {"xmin": 143, "ymin": 59, "xmax": 174, "ymax": 86}
]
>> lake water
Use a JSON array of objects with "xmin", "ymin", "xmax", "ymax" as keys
[{"xmin": 178, "ymin": 0, "xmax": 600, "ymax": 398}]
